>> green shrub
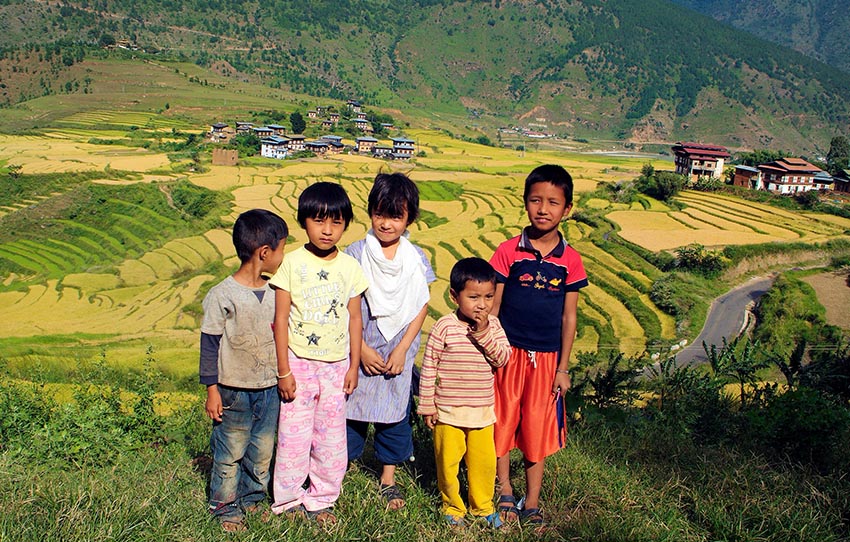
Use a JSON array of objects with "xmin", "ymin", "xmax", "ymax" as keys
[{"xmin": 745, "ymin": 388, "xmax": 850, "ymax": 471}]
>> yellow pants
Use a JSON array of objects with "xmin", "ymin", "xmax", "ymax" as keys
[{"xmin": 433, "ymin": 423, "xmax": 496, "ymax": 518}]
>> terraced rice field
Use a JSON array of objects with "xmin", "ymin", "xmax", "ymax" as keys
[
  {"xmin": 3, "ymin": 119, "xmax": 847, "ymax": 380},
  {"xmin": 609, "ymin": 190, "xmax": 850, "ymax": 251},
  {"xmin": 0, "ymin": 134, "xmax": 172, "ymax": 174}
]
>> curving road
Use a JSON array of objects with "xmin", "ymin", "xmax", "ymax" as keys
[{"xmin": 673, "ymin": 275, "xmax": 776, "ymax": 367}]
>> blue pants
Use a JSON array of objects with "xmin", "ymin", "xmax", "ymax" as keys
[
  {"xmin": 346, "ymin": 399, "xmax": 413, "ymax": 466},
  {"xmin": 209, "ymin": 385, "xmax": 279, "ymax": 522}
]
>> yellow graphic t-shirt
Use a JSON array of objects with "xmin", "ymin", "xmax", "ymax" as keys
[{"xmin": 269, "ymin": 246, "xmax": 369, "ymax": 362}]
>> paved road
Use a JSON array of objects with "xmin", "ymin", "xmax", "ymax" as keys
[{"xmin": 673, "ymin": 275, "xmax": 776, "ymax": 367}]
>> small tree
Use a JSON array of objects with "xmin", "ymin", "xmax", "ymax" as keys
[
  {"xmin": 289, "ymin": 111, "xmax": 306, "ymax": 134},
  {"xmin": 826, "ymin": 135, "xmax": 850, "ymax": 176}
]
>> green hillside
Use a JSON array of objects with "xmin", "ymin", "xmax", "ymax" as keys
[
  {"xmin": 672, "ymin": 0, "xmax": 850, "ymax": 74},
  {"xmin": 1, "ymin": 0, "xmax": 849, "ymax": 153}
]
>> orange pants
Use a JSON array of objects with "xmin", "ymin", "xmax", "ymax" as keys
[{"xmin": 494, "ymin": 348, "xmax": 566, "ymax": 462}]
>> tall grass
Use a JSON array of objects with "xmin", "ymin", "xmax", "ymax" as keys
[{"xmin": 2, "ymin": 342, "xmax": 849, "ymax": 542}]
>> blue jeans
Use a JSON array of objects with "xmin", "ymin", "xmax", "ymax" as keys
[{"xmin": 209, "ymin": 385, "xmax": 279, "ymax": 522}]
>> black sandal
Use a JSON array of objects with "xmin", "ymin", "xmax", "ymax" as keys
[
  {"xmin": 520, "ymin": 507, "xmax": 546, "ymax": 527},
  {"xmin": 379, "ymin": 483, "xmax": 406, "ymax": 510},
  {"xmin": 498, "ymin": 494, "xmax": 520, "ymax": 523}
]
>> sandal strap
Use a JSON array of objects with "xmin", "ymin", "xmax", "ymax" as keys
[
  {"xmin": 520, "ymin": 507, "xmax": 545, "ymax": 525},
  {"xmin": 380, "ymin": 483, "xmax": 405, "ymax": 502}
]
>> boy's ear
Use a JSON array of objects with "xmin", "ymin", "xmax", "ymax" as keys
[
  {"xmin": 561, "ymin": 203, "xmax": 574, "ymax": 221},
  {"xmin": 257, "ymin": 245, "xmax": 270, "ymax": 260},
  {"xmin": 449, "ymin": 288, "xmax": 458, "ymax": 304}
]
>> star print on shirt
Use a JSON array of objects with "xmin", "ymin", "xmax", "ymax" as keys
[
  {"xmin": 317, "ymin": 269, "xmax": 329, "ymax": 280},
  {"xmin": 307, "ymin": 333, "xmax": 320, "ymax": 345}
]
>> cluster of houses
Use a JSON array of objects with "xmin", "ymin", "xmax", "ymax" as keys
[
  {"xmin": 208, "ymin": 121, "xmax": 415, "ymax": 161},
  {"xmin": 672, "ymin": 142, "xmax": 849, "ymax": 195}
]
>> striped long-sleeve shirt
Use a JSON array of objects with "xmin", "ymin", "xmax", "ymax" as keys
[{"xmin": 417, "ymin": 312, "xmax": 511, "ymax": 417}]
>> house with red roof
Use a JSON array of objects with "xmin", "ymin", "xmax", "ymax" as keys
[
  {"xmin": 672, "ymin": 142, "xmax": 731, "ymax": 181},
  {"xmin": 757, "ymin": 157, "xmax": 825, "ymax": 194}
]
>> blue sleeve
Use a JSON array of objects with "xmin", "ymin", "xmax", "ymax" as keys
[{"xmin": 199, "ymin": 332, "xmax": 221, "ymax": 386}]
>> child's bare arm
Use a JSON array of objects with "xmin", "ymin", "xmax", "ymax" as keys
[
  {"xmin": 386, "ymin": 304, "xmax": 428, "ymax": 376},
  {"xmin": 554, "ymin": 291, "xmax": 580, "ymax": 394},
  {"xmin": 344, "ymin": 295, "xmax": 363, "ymax": 394},
  {"xmin": 274, "ymin": 288, "xmax": 296, "ymax": 401}
]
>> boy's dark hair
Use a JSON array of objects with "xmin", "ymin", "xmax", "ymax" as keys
[
  {"xmin": 232, "ymin": 209, "xmax": 289, "ymax": 263},
  {"xmin": 297, "ymin": 182, "xmax": 354, "ymax": 228},
  {"xmin": 523, "ymin": 164, "xmax": 574, "ymax": 205},
  {"xmin": 450, "ymin": 257, "xmax": 497, "ymax": 293},
  {"xmin": 367, "ymin": 172, "xmax": 420, "ymax": 224}
]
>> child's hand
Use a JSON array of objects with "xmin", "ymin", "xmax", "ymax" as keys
[
  {"xmin": 360, "ymin": 344, "xmax": 386, "ymax": 376},
  {"xmin": 552, "ymin": 371, "xmax": 572, "ymax": 395},
  {"xmin": 277, "ymin": 375, "xmax": 296, "ymax": 402},
  {"xmin": 344, "ymin": 366, "xmax": 359, "ymax": 394},
  {"xmin": 423, "ymin": 414, "xmax": 437, "ymax": 429},
  {"xmin": 205, "ymin": 385, "xmax": 223, "ymax": 422},
  {"xmin": 385, "ymin": 347, "xmax": 405, "ymax": 376},
  {"xmin": 468, "ymin": 313, "xmax": 490, "ymax": 333}
]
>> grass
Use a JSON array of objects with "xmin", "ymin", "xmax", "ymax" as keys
[{"xmin": 1, "ymin": 389, "xmax": 846, "ymax": 542}]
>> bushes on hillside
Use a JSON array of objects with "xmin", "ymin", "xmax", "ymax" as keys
[{"xmin": 635, "ymin": 163, "xmax": 687, "ymax": 202}]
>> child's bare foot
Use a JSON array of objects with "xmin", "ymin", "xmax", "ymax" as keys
[
  {"xmin": 308, "ymin": 507, "xmax": 337, "ymax": 527},
  {"xmin": 220, "ymin": 519, "xmax": 247, "ymax": 532},
  {"xmin": 379, "ymin": 483, "xmax": 406, "ymax": 510},
  {"xmin": 497, "ymin": 494, "xmax": 520, "ymax": 523}
]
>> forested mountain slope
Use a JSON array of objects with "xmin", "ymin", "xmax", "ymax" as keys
[
  {"xmin": 671, "ymin": 0, "xmax": 850, "ymax": 74},
  {"xmin": 1, "ymin": 0, "xmax": 849, "ymax": 152}
]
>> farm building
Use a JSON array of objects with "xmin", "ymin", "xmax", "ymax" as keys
[
  {"xmin": 353, "ymin": 118, "xmax": 372, "ymax": 132},
  {"xmin": 212, "ymin": 148, "xmax": 238, "ymax": 166},
  {"xmin": 672, "ymin": 142, "xmax": 730, "ymax": 181},
  {"xmin": 758, "ymin": 157, "xmax": 825, "ymax": 194},
  {"xmin": 833, "ymin": 170, "xmax": 850, "ymax": 193},
  {"xmin": 288, "ymin": 134, "xmax": 306, "ymax": 152},
  {"xmin": 391, "ymin": 137, "xmax": 415, "ymax": 157},
  {"xmin": 732, "ymin": 165, "xmax": 760, "ymax": 189},
  {"xmin": 355, "ymin": 136, "xmax": 378, "ymax": 154},
  {"xmin": 253, "ymin": 126, "xmax": 274, "ymax": 138},
  {"xmin": 209, "ymin": 122, "xmax": 231, "ymax": 142},
  {"xmin": 261, "ymin": 136, "xmax": 289, "ymax": 159},
  {"xmin": 305, "ymin": 141, "xmax": 329, "ymax": 155}
]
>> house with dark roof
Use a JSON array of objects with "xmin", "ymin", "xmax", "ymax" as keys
[
  {"xmin": 261, "ymin": 136, "xmax": 289, "ymax": 159},
  {"xmin": 672, "ymin": 142, "xmax": 730, "ymax": 181},
  {"xmin": 757, "ymin": 157, "xmax": 825, "ymax": 194},
  {"xmin": 235, "ymin": 121, "xmax": 254, "ymax": 134},
  {"xmin": 732, "ymin": 165, "xmax": 760, "ymax": 189},
  {"xmin": 253, "ymin": 126, "xmax": 274, "ymax": 138},
  {"xmin": 287, "ymin": 134, "xmax": 306, "ymax": 152},
  {"xmin": 209, "ymin": 122, "xmax": 230, "ymax": 142},
  {"xmin": 305, "ymin": 141, "xmax": 328, "ymax": 155},
  {"xmin": 267, "ymin": 124, "xmax": 287, "ymax": 136},
  {"xmin": 372, "ymin": 145, "xmax": 394, "ymax": 158},
  {"xmin": 353, "ymin": 118, "xmax": 372, "ymax": 133},
  {"xmin": 391, "ymin": 137, "xmax": 415, "ymax": 157},
  {"xmin": 355, "ymin": 136, "xmax": 378, "ymax": 154},
  {"xmin": 833, "ymin": 170, "xmax": 850, "ymax": 194}
]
